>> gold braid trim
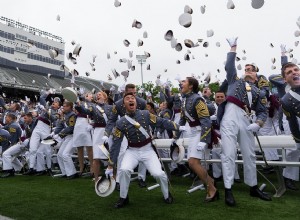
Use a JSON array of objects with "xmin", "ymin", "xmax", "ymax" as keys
[
  {"xmin": 201, "ymin": 127, "xmax": 211, "ymax": 140},
  {"xmin": 150, "ymin": 113, "xmax": 157, "ymax": 123}
]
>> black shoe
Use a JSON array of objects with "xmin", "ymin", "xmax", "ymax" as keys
[
  {"xmin": 250, "ymin": 186, "xmax": 272, "ymax": 201},
  {"xmin": 170, "ymin": 168, "xmax": 179, "ymax": 176},
  {"xmin": 23, "ymin": 168, "xmax": 36, "ymax": 176},
  {"xmin": 138, "ymin": 178, "xmax": 147, "ymax": 188},
  {"xmin": 176, "ymin": 164, "xmax": 190, "ymax": 176},
  {"xmin": 205, "ymin": 190, "xmax": 220, "ymax": 203},
  {"xmin": 164, "ymin": 192, "xmax": 174, "ymax": 204},
  {"xmin": 284, "ymin": 178, "xmax": 299, "ymax": 191},
  {"xmin": 67, "ymin": 173, "xmax": 79, "ymax": 180},
  {"xmin": 262, "ymin": 166, "xmax": 275, "ymax": 174},
  {"xmin": 225, "ymin": 188, "xmax": 236, "ymax": 206},
  {"xmin": 234, "ymin": 178, "xmax": 242, "ymax": 183},
  {"xmin": 115, "ymin": 182, "xmax": 120, "ymax": 191},
  {"xmin": 114, "ymin": 196, "xmax": 129, "ymax": 208},
  {"xmin": 35, "ymin": 170, "xmax": 47, "ymax": 176},
  {"xmin": 1, "ymin": 170, "xmax": 15, "ymax": 178}
]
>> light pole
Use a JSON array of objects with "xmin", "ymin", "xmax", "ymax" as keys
[{"xmin": 136, "ymin": 55, "xmax": 147, "ymax": 86}]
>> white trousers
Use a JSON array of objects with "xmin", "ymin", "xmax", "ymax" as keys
[
  {"xmin": 116, "ymin": 137, "xmax": 147, "ymax": 182},
  {"xmin": 57, "ymin": 135, "xmax": 76, "ymax": 176},
  {"xmin": 220, "ymin": 103, "xmax": 257, "ymax": 189},
  {"xmin": 73, "ymin": 118, "xmax": 93, "ymax": 148},
  {"xmin": 36, "ymin": 144, "xmax": 52, "ymax": 171},
  {"xmin": 211, "ymin": 147, "xmax": 240, "ymax": 179},
  {"xmin": 2, "ymin": 142, "xmax": 24, "ymax": 171},
  {"xmin": 29, "ymin": 121, "xmax": 50, "ymax": 169},
  {"xmin": 119, "ymin": 143, "xmax": 169, "ymax": 199}
]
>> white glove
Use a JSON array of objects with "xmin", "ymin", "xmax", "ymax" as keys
[
  {"xmin": 296, "ymin": 143, "xmax": 300, "ymax": 150},
  {"xmin": 280, "ymin": 44, "xmax": 287, "ymax": 54},
  {"xmin": 50, "ymin": 132, "xmax": 55, "ymax": 137},
  {"xmin": 102, "ymin": 135, "xmax": 109, "ymax": 143},
  {"xmin": 179, "ymin": 126, "xmax": 186, "ymax": 131},
  {"xmin": 247, "ymin": 123, "xmax": 260, "ymax": 133},
  {"xmin": 86, "ymin": 125, "xmax": 93, "ymax": 132},
  {"xmin": 226, "ymin": 37, "xmax": 238, "ymax": 47},
  {"xmin": 197, "ymin": 142, "xmax": 207, "ymax": 151},
  {"xmin": 37, "ymin": 104, "xmax": 45, "ymax": 111},
  {"xmin": 105, "ymin": 168, "xmax": 113, "ymax": 178},
  {"xmin": 210, "ymin": 115, "xmax": 217, "ymax": 121},
  {"xmin": 156, "ymin": 132, "xmax": 162, "ymax": 139}
]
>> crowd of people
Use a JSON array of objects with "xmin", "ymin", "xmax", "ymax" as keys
[{"xmin": 0, "ymin": 38, "xmax": 299, "ymax": 208}]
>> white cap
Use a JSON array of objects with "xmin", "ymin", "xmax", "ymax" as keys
[
  {"xmin": 112, "ymin": 69, "xmax": 120, "ymax": 78},
  {"xmin": 32, "ymin": 80, "xmax": 35, "ymax": 84},
  {"xmin": 227, "ymin": 0, "xmax": 235, "ymax": 9},
  {"xmin": 137, "ymin": 39, "xmax": 144, "ymax": 47},
  {"xmin": 127, "ymin": 60, "xmax": 132, "ymax": 69},
  {"xmin": 107, "ymin": 53, "xmax": 111, "ymax": 59},
  {"xmin": 179, "ymin": 13, "xmax": 192, "ymax": 28},
  {"xmin": 184, "ymin": 39, "xmax": 194, "ymax": 48},
  {"xmin": 123, "ymin": 39, "xmax": 130, "ymax": 47},
  {"xmin": 270, "ymin": 43, "xmax": 274, "ymax": 48},
  {"xmin": 143, "ymin": 31, "xmax": 148, "ymax": 38},
  {"xmin": 207, "ymin": 29, "xmax": 214, "ymax": 38},
  {"xmin": 146, "ymin": 64, "xmax": 150, "ymax": 70},
  {"xmin": 203, "ymin": 42, "xmax": 209, "ymax": 47},
  {"xmin": 271, "ymin": 58, "xmax": 276, "ymax": 64},
  {"xmin": 121, "ymin": 70, "xmax": 129, "ymax": 78},
  {"xmin": 71, "ymin": 40, "xmax": 76, "ymax": 45},
  {"xmin": 114, "ymin": 0, "xmax": 121, "ymax": 7},
  {"xmin": 184, "ymin": 53, "xmax": 190, "ymax": 61},
  {"xmin": 242, "ymin": 56, "xmax": 247, "ymax": 60},
  {"xmin": 251, "ymin": 0, "xmax": 264, "ymax": 9},
  {"xmin": 200, "ymin": 5, "xmax": 206, "ymax": 14},
  {"xmin": 132, "ymin": 19, "xmax": 142, "ymax": 29},
  {"xmin": 176, "ymin": 60, "xmax": 181, "ymax": 64},
  {"xmin": 131, "ymin": 66, "xmax": 135, "ymax": 71},
  {"xmin": 73, "ymin": 44, "xmax": 82, "ymax": 56},
  {"xmin": 47, "ymin": 73, "xmax": 51, "ymax": 79},
  {"xmin": 175, "ymin": 43, "xmax": 182, "ymax": 51},
  {"xmin": 216, "ymin": 42, "xmax": 221, "ymax": 47},
  {"xmin": 295, "ymin": 41, "xmax": 299, "ymax": 47},
  {"xmin": 237, "ymin": 64, "xmax": 242, "ymax": 70},
  {"xmin": 56, "ymin": 15, "xmax": 60, "ymax": 21},
  {"xmin": 164, "ymin": 30, "xmax": 173, "ymax": 41},
  {"xmin": 119, "ymin": 58, "xmax": 127, "ymax": 63},
  {"xmin": 144, "ymin": 51, "xmax": 151, "ymax": 58},
  {"xmin": 108, "ymin": 75, "xmax": 113, "ymax": 81},
  {"xmin": 294, "ymin": 30, "xmax": 300, "ymax": 37},
  {"xmin": 271, "ymin": 65, "xmax": 276, "ymax": 70},
  {"xmin": 129, "ymin": 51, "xmax": 133, "ymax": 58},
  {"xmin": 184, "ymin": 5, "xmax": 193, "ymax": 14},
  {"xmin": 171, "ymin": 37, "xmax": 177, "ymax": 48},
  {"xmin": 86, "ymin": 72, "xmax": 90, "ymax": 77}
]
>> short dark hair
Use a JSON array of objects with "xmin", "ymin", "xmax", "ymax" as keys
[
  {"xmin": 63, "ymin": 101, "xmax": 73, "ymax": 109},
  {"xmin": 125, "ymin": 84, "xmax": 136, "ymax": 92},
  {"xmin": 25, "ymin": 113, "xmax": 33, "ymax": 118},
  {"xmin": 215, "ymin": 90, "xmax": 226, "ymax": 96},
  {"xmin": 14, "ymin": 103, "xmax": 21, "ymax": 111},
  {"xmin": 186, "ymin": 77, "xmax": 199, "ymax": 93},
  {"xmin": 281, "ymin": 62, "xmax": 298, "ymax": 78},
  {"xmin": 6, "ymin": 113, "xmax": 17, "ymax": 121},
  {"xmin": 123, "ymin": 92, "xmax": 135, "ymax": 102},
  {"xmin": 147, "ymin": 102, "xmax": 155, "ymax": 110}
]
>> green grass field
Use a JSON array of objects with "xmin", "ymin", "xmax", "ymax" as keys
[{"xmin": 0, "ymin": 173, "xmax": 299, "ymax": 220}]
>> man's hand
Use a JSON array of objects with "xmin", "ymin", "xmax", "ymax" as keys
[
  {"xmin": 226, "ymin": 37, "xmax": 238, "ymax": 48},
  {"xmin": 102, "ymin": 135, "xmax": 109, "ymax": 143},
  {"xmin": 247, "ymin": 123, "xmax": 260, "ymax": 133},
  {"xmin": 197, "ymin": 142, "xmax": 207, "ymax": 151},
  {"xmin": 105, "ymin": 167, "xmax": 113, "ymax": 178},
  {"xmin": 280, "ymin": 44, "xmax": 287, "ymax": 54}
]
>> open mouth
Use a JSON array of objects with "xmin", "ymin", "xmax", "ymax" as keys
[
  {"xmin": 129, "ymin": 103, "xmax": 134, "ymax": 107},
  {"xmin": 293, "ymin": 76, "xmax": 300, "ymax": 81}
]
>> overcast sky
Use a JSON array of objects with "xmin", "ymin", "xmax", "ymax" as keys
[{"xmin": 1, "ymin": 0, "xmax": 300, "ymax": 88}]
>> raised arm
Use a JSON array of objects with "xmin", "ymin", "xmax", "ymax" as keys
[{"xmin": 225, "ymin": 37, "xmax": 238, "ymax": 84}]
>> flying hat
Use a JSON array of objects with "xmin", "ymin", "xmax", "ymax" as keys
[
  {"xmin": 60, "ymin": 64, "xmax": 70, "ymax": 73},
  {"xmin": 227, "ymin": 0, "xmax": 235, "ymax": 9},
  {"xmin": 175, "ymin": 43, "xmax": 183, "ymax": 51},
  {"xmin": 271, "ymin": 58, "xmax": 276, "ymax": 64},
  {"xmin": 121, "ymin": 70, "xmax": 129, "ymax": 78},
  {"xmin": 251, "ymin": 0, "xmax": 264, "ymax": 9},
  {"xmin": 200, "ymin": 5, "xmax": 206, "ymax": 14},
  {"xmin": 73, "ymin": 44, "xmax": 82, "ymax": 56},
  {"xmin": 176, "ymin": 60, "xmax": 181, "ymax": 64},
  {"xmin": 164, "ymin": 30, "xmax": 173, "ymax": 41},
  {"xmin": 71, "ymin": 69, "xmax": 79, "ymax": 76},
  {"xmin": 71, "ymin": 40, "xmax": 76, "ymax": 45},
  {"xmin": 207, "ymin": 29, "xmax": 214, "ymax": 38},
  {"xmin": 56, "ymin": 15, "xmax": 60, "ymax": 21},
  {"xmin": 41, "ymin": 136, "xmax": 56, "ymax": 145},
  {"xmin": 32, "ymin": 80, "xmax": 35, "ymax": 84},
  {"xmin": 171, "ymin": 38, "xmax": 177, "ymax": 48},
  {"xmin": 242, "ymin": 56, "xmax": 247, "ymax": 60},
  {"xmin": 119, "ymin": 58, "xmax": 127, "ymax": 63},
  {"xmin": 143, "ymin": 31, "xmax": 148, "ymax": 38},
  {"xmin": 144, "ymin": 51, "xmax": 151, "ymax": 58},
  {"xmin": 129, "ymin": 51, "xmax": 133, "ymax": 58},
  {"xmin": 47, "ymin": 73, "xmax": 51, "ymax": 79},
  {"xmin": 112, "ymin": 69, "xmax": 120, "ymax": 78},
  {"xmin": 48, "ymin": 49, "xmax": 59, "ymax": 59},
  {"xmin": 114, "ymin": 51, "xmax": 117, "ymax": 54},
  {"xmin": 137, "ymin": 39, "xmax": 144, "ymax": 47},
  {"xmin": 132, "ymin": 19, "xmax": 142, "ymax": 29},
  {"xmin": 216, "ymin": 42, "xmax": 221, "ymax": 47},
  {"xmin": 184, "ymin": 39, "xmax": 194, "ymax": 48},
  {"xmin": 236, "ymin": 57, "xmax": 241, "ymax": 62},
  {"xmin": 108, "ymin": 75, "xmax": 113, "ymax": 81},
  {"xmin": 107, "ymin": 53, "xmax": 111, "ymax": 59},
  {"xmin": 179, "ymin": 13, "xmax": 192, "ymax": 28},
  {"xmin": 61, "ymin": 87, "xmax": 78, "ymax": 102},
  {"xmin": 184, "ymin": 5, "xmax": 193, "ymax": 14},
  {"xmin": 92, "ymin": 55, "xmax": 97, "ymax": 63},
  {"xmin": 146, "ymin": 64, "xmax": 150, "ymax": 70},
  {"xmin": 114, "ymin": 0, "xmax": 121, "ymax": 7},
  {"xmin": 170, "ymin": 142, "xmax": 185, "ymax": 163},
  {"xmin": 294, "ymin": 30, "xmax": 300, "ymax": 37},
  {"xmin": 85, "ymin": 72, "xmax": 90, "ymax": 77},
  {"xmin": 127, "ymin": 60, "xmax": 132, "ymax": 69},
  {"xmin": 131, "ymin": 66, "xmax": 135, "ymax": 71},
  {"xmin": 95, "ymin": 175, "xmax": 116, "ymax": 197},
  {"xmin": 203, "ymin": 42, "xmax": 209, "ymax": 47},
  {"xmin": 270, "ymin": 43, "xmax": 274, "ymax": 48},
  {"xmin": 271, "ymin": 65, "xmax": 276, "ymax": 70},
  {"xmin": 16, "ymin": 67, "xmax": 19, "ymax": 71},
  {"xmin": 237, "ymin": 64, "xmax": 242, "ymax": 70},
  {"xmin": 123, "ymin": 39, "xmax": 130, "ymax": 47},
  {"xmin": 295, "ymin": 41, "xmax": 299, "ymax": 47},
  {"xmin": 184, "ymin": 53, "xmax": 190, "ymax": 61}
]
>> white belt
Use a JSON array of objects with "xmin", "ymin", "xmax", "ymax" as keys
[{"xmin": 125, "ymin": 115, "xmax": 150, "ymax": 139}]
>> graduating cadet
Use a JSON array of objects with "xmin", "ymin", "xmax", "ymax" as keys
[
  {"xmin": 219, "ymin": 38, "xmax": 271, "ymax": 206},
  {"xmin": 179, "ymin": 77, "xmax": 218, "ymax": 202},
  {"xmin": 106, "ymin": 93, "xmax": 178, "ymax": 208}
]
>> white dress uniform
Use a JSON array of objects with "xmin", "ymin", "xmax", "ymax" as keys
[
  {"xmin": 55, "ymin": 111, "xmax": 77, "ymax": 177},
  {"xmin": 110, "ymin": 110, "xmax": 179, "ymax": 200},
  {"xmin": 220, "ymin": 52, "xmax": 267, "ymax": 189}
]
